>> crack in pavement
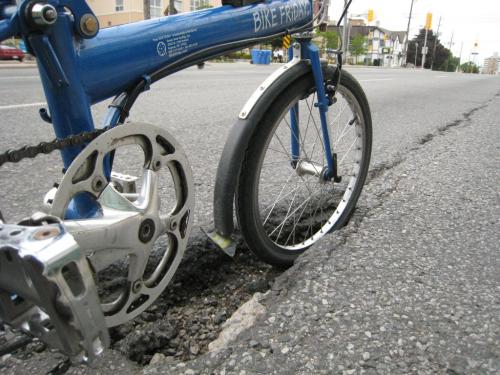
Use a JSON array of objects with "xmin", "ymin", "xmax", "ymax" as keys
[
  {"xmin": 340, "ymin": 94, "xmax": 498, "ymax": 261},
  {"xmin": 234, "ymin": 89, "xmax": 500, "ymax": 338},
  {"xmin": 151, "ymin": 88, "xmax": 500, "ymax": 375},
  {"xmin": 2, "ymin": 91, "xmax": 499, "ymax": 375},
  {"xmin": 367, "ymin": 93, "xmax": 498, "ymax": 184},
  {"xmin": 182, "ymin": 92, "xmax": 500, "ymax": 368}
]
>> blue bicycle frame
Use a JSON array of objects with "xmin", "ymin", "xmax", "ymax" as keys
[{"xmin": 0, "ymin": 0, "xmax": 334, "ymax": 220}]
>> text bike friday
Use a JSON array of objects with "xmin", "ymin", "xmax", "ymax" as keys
[
  {"xmin": 0, "ymin": 0, "xmax": 371, "ymax": 366},
  {"xmin": 155, "ymin": 1, "xmax": 311, "ymax": 57}
]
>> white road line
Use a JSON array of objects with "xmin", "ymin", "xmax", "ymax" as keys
[
  {"xmin": 436, "ymin": 75, "xmax": 448, "ymax": 78},
  {"xmin": 0, "ymin": 102, "xmax": 46, "ymax": 110},
  {"xmin": 0, "ymin": 76, "xmax": 39, "ymax": 80},
  {"xmin": 358, "ymin": 78, "xmax": 395, "ymax": 82}
]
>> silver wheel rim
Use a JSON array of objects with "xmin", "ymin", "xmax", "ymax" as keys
[{"xmin": 257, "ymin": 84, "xmax": 365, "ymax": 250}]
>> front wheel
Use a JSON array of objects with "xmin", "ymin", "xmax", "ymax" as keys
[{"xmin": 236, "ymin": 68, "xmax": 372, "ymax": 267}]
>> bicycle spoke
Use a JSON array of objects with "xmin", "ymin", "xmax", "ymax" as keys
[
  {"xmin": 305, "ymin": 94, "xmax": 326, "ymax": 162},
  {"xmin": 248, "ymin": 78, "xmax": 369, "ymax": 256},
  {"xmin": 272, "ymin": 132, "xmax": 293, "ymax": 163},
  {"xmin": 283, "ymin": 105, "xmax": 310, "ymax": 161},
  {"xmin": 267, "ymin": 147, "xmax": 292, "ymax": 158},
  {"xmin": 262, "ymin": 175, "xmax": 308, "ymax": 225},
  {"xmin": 338, "ymin": 137, "xmax": 358, "ymax": 165},
  {"xmin": 262, "ymin": 168, "xmax": 297, "ymax": 224},
  {"xmin": 334, "ymin": 120, "xmax": 356, "ymax": 147},
  {"xmin": 267, "ymin": 185, "xmax": 323, "ymax": 238},
  {"xmin": 282, "ymin": 179, "xmax": 316, "ymax": 245},
  {"xmin": 275, "ymin": 180, "xmax": 300, "ymax": 241}
]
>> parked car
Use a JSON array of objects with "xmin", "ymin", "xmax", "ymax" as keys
[{"xmin": 0, "ymin": 45, "xmax": 25, "ymax": 61}]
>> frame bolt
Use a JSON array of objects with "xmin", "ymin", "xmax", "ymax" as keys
[
  {"xmin": 152, "ymin": 159, "xmax": 162, "ymax": 171},
  {"xmin": 80, "ymin": 14, "xmax": 99, "ymax": 37},
  {"xmin": 138, "ymin": 218, "xmax": 156, "ymax": 243},
  {"xmin": 31, "ymin": 3, "xmax": 57, "ymax": 26},
  {"xmin": 170, "ymin": 220, "xmax": 178, "ymax": 231},
  {"xmin": 132, "ymin": 280, "xmax": 142, "ymax": 294},
  {"xmin": 92, "ymin": 176, "xmax": 106, "ymax": 192}
]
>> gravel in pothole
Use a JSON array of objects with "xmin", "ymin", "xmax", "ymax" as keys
[{"xmin": 0, "ymin": 229, "xmax": 279, "ymax": 367}]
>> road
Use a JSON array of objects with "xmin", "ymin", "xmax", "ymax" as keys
[
  {"xmin": 0, "ymin": 63, "xmax": 499, "ymax": 374},
  {"xmin": 0, "ymin": 64, "xmax": 498, "ymax": 224}
]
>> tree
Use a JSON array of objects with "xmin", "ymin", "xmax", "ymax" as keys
[
  {"xmin": 350, "ymin": 35, "xmax": 367, "ymax": 64},
  {"xmin": 407, "ymin": 28, "xmax": 452, "ymax": 70},
  {"xmin": 459, "ymin": 61, "xmax": 479, "ymax": 74},
  {"xmin": 143, "ymin": 0, "xmax": 151, "ymax": 19},
  {"xmin": 168, "ymin": 0, "xmax": 178, "ymax": 15},
  {"xmin": 443, "ymin": 55, "xmax": 460, "ymax": 72},
  {"xmin": 271, "ymin": 38, "xmax": 283, "ymax": 49},
  {"xmin": 197, "ymin": 4, "xmax": 213, "ymax": 9},
  {"xmin": 317, "ymin": 31, "xmax": 339, "ymax": 51}
]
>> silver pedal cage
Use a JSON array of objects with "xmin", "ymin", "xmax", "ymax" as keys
[{"xmin": 0, "ymin": 214, "xmax": 109, "ymax": 363}]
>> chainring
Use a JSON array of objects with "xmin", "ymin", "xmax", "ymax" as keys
[{"xmin": 49, "ymin": 122, "xmax": 194, "ymax": 327}]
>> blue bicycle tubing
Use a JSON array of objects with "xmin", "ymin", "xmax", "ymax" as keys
[
  {"xmin": 0, "ymin": 0, "xmax": 314, "ymax": 218},
  {"xmin": 77, "ymin": 0, "xmax": 312, "ymax": 103}
]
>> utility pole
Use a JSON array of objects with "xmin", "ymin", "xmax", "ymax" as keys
[
  {"xmin": 444, "ymin": 31, "xmax": 454, "ymax": 72},
  {"xmin": 342, "ymin": 0, "xmax": 350, "ymax": 61},
  {"xmin": 470, "ymin": 41, "xmax": 479, "ymax": 73},
  {"xmin": 421, "ymin": 28, "xmax": 429, "ymax": 69},
  {"xmin": 448, "ymin": 32, "xmax": 454, "ymax": 50},
  {"xmin": 457, "ymin": 41, "xmax": 463, "ymax": 72},
  {"xmin": 403, "ymin": 0, "xmax": 415, "ymax": 66},
  {"xmin": 415, "ymin": 42, "xmax": 418, "ymax": 66},
  {"xmin": 430, "ymin": 16, "xmax": 441, "ymax": 70},
  {"xmin": 421, "ymin": 13, "xmax": 432, "ymax": 69}
]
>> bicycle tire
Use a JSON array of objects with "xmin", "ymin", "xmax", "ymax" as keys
[{"xmin": 236, "ymin": 67, "xmax": 372, "ymax": 267}]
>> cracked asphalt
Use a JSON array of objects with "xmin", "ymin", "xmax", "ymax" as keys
[
  {"xmin": 145, "ymin": 89, "xmax": 500, "ymax": 375},
  {"xmin": 0, "ymin": 64, "xmax": 499, "ymax": 374}
]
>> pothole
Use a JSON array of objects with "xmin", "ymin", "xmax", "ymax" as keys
[{"xmin": 0, "ymin": 229, "xmax": 279, "ymax": 369}]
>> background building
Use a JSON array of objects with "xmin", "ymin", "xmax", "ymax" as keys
[
  {"xmin": 482, "ymin": 52, "xmax": 499, "ymax": 75},
  {"xmin": 328, "ymin": 21, "xmax": 407, "ymax": 67},
  {"xmin": 87, "ymin": 0, "xmax": 222, "ymax": 28}
]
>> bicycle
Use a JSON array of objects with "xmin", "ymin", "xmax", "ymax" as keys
[{"xmin": 0, "ymin": 0, "xmax": 371, "ymax": 363}]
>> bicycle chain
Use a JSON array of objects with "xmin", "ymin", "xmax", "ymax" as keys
[{"xmin": 0, "ymin": 126, "xmax": 112, "ymax": 167}]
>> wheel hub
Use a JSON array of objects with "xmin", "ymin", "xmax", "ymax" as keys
[{"xmin": 295, "ymin": 159, "xmax": 326, "ymax": 179}]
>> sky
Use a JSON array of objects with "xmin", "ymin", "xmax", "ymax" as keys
[{"xmin": 329, "ymin": 0, "xmax": 500, "ymax": 65}]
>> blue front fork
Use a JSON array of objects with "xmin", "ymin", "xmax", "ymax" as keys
[{"xmin": 289, "ymin": 40, "xmax": 335, "ymax": 178}]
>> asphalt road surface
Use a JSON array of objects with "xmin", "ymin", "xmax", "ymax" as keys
[
  {"xmin": 0, "ymin": 63, "xmax": 499, "ymax": 374},
  {"xmin": 1, "ymin": 63, "xmax": 498, "ymax": 224}
]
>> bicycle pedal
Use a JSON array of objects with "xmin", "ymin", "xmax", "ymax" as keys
[
  {"xmin": 0, "ymin": 221, "xmax": 109, "ymax": 363},
  {"xmin": 110, "ymin": 171, "xmax": 138, "ymax": 194}
]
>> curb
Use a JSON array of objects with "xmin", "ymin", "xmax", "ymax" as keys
[{"xmin": 0, "ymin": 62, "xmax": 37, "ymax": 69}]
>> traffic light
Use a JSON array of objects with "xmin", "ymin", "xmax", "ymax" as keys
[
  {"xmin": 367, "ymin": 9, "xmax": 374, "ymax": 22},
  {"xmin": 425, "ymin": 12, "xmax": 432, "ymax": 30}
]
